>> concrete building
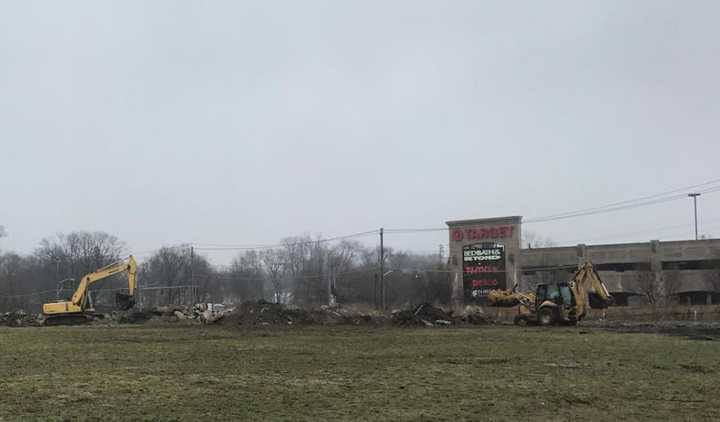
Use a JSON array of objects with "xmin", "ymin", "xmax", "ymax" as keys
[
  {"xmin": 521, "ymin": 239, "xmax": 720, "ymax": 305},
  {"xmin": 448, "ymin": 216, "xmax": 720, "ymax": 306}
]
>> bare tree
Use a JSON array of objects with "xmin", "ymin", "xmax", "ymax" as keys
[
  {"xmin": 261, "ymin": 248, "xmax": 287, "ymax": 303},
  {"xmin": 0, "ymin": 225, "xmax": 6, "ymax": 239},
  {"xmin": 140, "ymin": 246, "xmax": 215, "ymax": 304},
  {"xmin": 140, "ymin": 246, "xmax": 191, "ymax": 287},
  {"xmin": 663, "ymin": 274, "xmax": 680, "ymax": 305},
  {"xmin": 225, "ymin": 250, "xmax": 265, "ymax": 303},
  {"xmin": 302, "ymin": 238, "xmax": 327, "ymax": 306},
  {"xmin": 283, "ymin": 236, "xmax": 310, "ymax": 280},
  {"xmin": 35, "ymin": 231, "xmax": 125, "ymax": 278},
  {"xmin": 326, "ymin": 240, "xmax": 363, "ymax": 305},
  {"xmin": 283, "ymin": 236, "xmax": 317, "ymax": 305},
  {"xmin": 33, "ymin": 231, "xmax": 125, "ymax": 305},
  {"xmin": 523, "ymin": 231, "xmax": 556, "ymax": 249},
  {"xmin": 0, "ymin": 252, "xmax": 35, "ymax": 311},
  {"xmin": 636, "ymin": 271, "xmax": 658, "ymax": 304}
]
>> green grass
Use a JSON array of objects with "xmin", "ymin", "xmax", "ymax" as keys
[{"xmin": 0, "ymin": 324, "xmax": 719, "ymax": 421}]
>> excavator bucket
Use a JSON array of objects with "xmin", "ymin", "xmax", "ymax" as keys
[{"xmin": 116, "ymin": 293, "xmax": 135, "ymax": 310}]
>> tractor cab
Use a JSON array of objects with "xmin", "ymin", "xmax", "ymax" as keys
[{"xmin": 534, "ymin": 282, "xmax": 578, "ymax": 325}]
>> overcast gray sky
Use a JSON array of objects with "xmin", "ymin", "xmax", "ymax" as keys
[{"xmin": 1, "ymin": 1, "xmax": 719, "ymax": 263}]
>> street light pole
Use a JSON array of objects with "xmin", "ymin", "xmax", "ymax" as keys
[{"xmin": 688, "ymin": 193, "xmax": 701, "ymax": 240}]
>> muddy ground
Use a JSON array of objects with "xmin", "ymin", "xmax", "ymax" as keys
[{"xmin": 583, "ymin": 319, "xmax": 720, "ymax": 340}]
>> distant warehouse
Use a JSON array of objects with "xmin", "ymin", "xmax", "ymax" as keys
[
  {"xmin": 447, "ymin": 216, "xmax": 720, "ymax": 306},
  {"xmin": 521, "ymin": 239, "xmax": 720, "ymax": 306}
]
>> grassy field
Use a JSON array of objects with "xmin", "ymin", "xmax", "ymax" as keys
[{"xmin": 0, "ymin": 324, "xmax": 718, "ymax": 421}]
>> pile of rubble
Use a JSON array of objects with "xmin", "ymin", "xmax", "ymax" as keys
[
  {"xmin": 0, "ymin": 302, "xmax": 491, "ymax": 328},
  {"xmin": 113, "ymin": 303, "xmax": 231, "ymax": 324},
  {"xmin": 111, "ymin": 302, "xmax": 489, "ymax": 327},
  {"xmin": 1, "ymin": 310, "xmax": 42, "ymax": 327},
  {"xmin": 391, "ymin": 303, "xmax": 491, "ymax": 327},
  {"xmin": 220, "ymin": 301, "xmax": 310, "ymax": 326},
  {"xmin": 392, "ymin": 303, "xmax": 453, "ymax": 326},
  {"xmin": 218, "ymin": 301, "xmax": 387, "ymax": 327}
]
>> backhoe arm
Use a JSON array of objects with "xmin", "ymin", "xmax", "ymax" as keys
[
  {"xmin": 70, "ymin": 256, "xmax": 137, "ymax": 307},
  {"xmin": 571, "ymin": 262, "xmax": 612, "ymax": 321}
]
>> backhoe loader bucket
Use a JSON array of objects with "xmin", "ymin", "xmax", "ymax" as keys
[{"xmin": 116, "ymin": 293, "xmax": 136, "ymax": 310}]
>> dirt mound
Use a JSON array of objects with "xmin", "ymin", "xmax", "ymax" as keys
[
  {"xmin": 2, "ymin": 302, "xmax": 491, "ymax": 328},
  {"xmin": 457, "ymin": 305, "xmax": 492, "ymax": 325},
  {"xmin": 221, "ymin": 301, "xmax": 312, "ymax": 326},
  {"xmin": 392, "ymin": 303, "xmax": 453, "ymax": 326},
  {"xmin": 219, "ymin": 301, "xmax": 387, "ymax": 327},
  {"xmin": 111, "ymin": 310, "xmax": 155, "ymax": 324},
  {"xmin": 1, "ymin": 310, "xmax": 42, "ymax": 327},
  {"xmin": 391, "ymin": 303, "xmax": 493, "ymax": 326},
  {"xmin": 309, "ymin": 306, "xmax": 387, "ymax": 326}
]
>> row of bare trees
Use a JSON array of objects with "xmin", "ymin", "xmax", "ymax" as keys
[
  {"xmin": 0, "ymin": 231, "xmax": 127, "ymax": 312},
  {"xmin": 0, "ymin": 231, "xmax": 451, "ymax": 312}
]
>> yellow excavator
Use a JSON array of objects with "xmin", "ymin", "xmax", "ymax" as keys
[
  {"xmin": 488, "ymin": 261, "xmax": 613, "ymax": 326},
  {"xmin": 42, "ymin": 256, "xmax": 138, "ymax": 325}
]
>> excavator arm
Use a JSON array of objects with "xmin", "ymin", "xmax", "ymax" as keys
[
  {"xmin": 43, "ymin": 255, "xmax": 137, "ymax": 316},
  {"xmin": 69, "ymin": 256, "xmax": 137, "ymax": 307}
]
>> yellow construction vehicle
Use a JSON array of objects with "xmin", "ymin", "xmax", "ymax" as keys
[
  {"xmin": 42, "ymin": 256, "xmax": 138, "ymax": 324},
  {"xmin": 488, "ymin": 261, "xmax": 613, "ymax": 326}
]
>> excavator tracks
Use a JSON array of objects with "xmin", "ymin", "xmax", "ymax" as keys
[{"xmin": 43, "ymin": 314, "xmax": 96, "ymax": 326}]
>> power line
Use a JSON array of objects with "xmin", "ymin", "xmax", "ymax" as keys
[
  {"xmin": 192, "ymin": 230, "xmax": 379, "ymax": 251},
  {"xmin": 526, "ymin": 185, "xmax": 720, "ymax": 224},
  {"xmin": 552, "ymin": 219, "xmax": 720, "ymax": 246},
  {"xmin": 384, "ymin": 178, "xmax": 720, "ymax": 233},
  {"xmin": 526, "ymin": 177, "xmax": 720, "ymax": 223},
  {"xmin": 194, "ymin": 268, "xmax": 376, "ymax": 281}
]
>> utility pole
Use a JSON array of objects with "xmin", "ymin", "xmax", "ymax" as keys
[
  {"xmin": 373, "ymin": 273, "xmax": 379, "ymax": 309},
  {"xmin": 190, "ymin": 245, "xmax": 195, "ymax": 303},
  {"xmin": 379, "ymin": 228, "xmax": 385, "ymax": 311},
  {"xmin": 688, "ymin": 193, "xmax": 701, "ymax": 240}
]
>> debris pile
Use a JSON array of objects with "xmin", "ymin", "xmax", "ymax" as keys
[
  {"xmin": 120, "ymin": 301, "xmax": 491, "ymax": 327},
  {"xmin": 458, "ymin": 305, "xmax": 491, "ymax": 325},
  {"xmin": 219, "ymin": 301, "xmax": 387, "ymax": 327},
  {"xmin": 1, "ymin": 301, "xmax": 489, "ymax": 328},
  {"xmin": 221, "ymin": 301, "xmax": 312, "ymax": 326},
  {"xmin": 392, "ymin": 303, "xmax": 454, "ymax": 327},
  {"xmin": 112, "ymin": 303, "xmax": 231, "ymax": 324},
  {"xmin": 310, "ymin": 305, "xmax": 386, "ymax": 326},
  {"xmin": 1, "ymin": 310, "xmax": 41, "ymax": 327},
  {"xmin": 391, "ymin": 303, "xmax": 492, "ymax": 326}
]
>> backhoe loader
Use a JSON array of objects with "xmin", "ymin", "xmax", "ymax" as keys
[
  {"xmin": 488, "ymin": 262, "xmax": 613, "ymax": 326},
  {"xmin": 42, "ymin": 256, "xmax": 137, "ymax": 325}
]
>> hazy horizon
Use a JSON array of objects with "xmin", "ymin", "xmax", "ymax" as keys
[{"xmin": 2, "ymin": 1, "xmax": 719, "ymax": 264}]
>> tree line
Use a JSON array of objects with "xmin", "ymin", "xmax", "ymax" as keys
[{"xmin": 0, "ymin": 231, "xmax": 451, "ymax": 312}]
